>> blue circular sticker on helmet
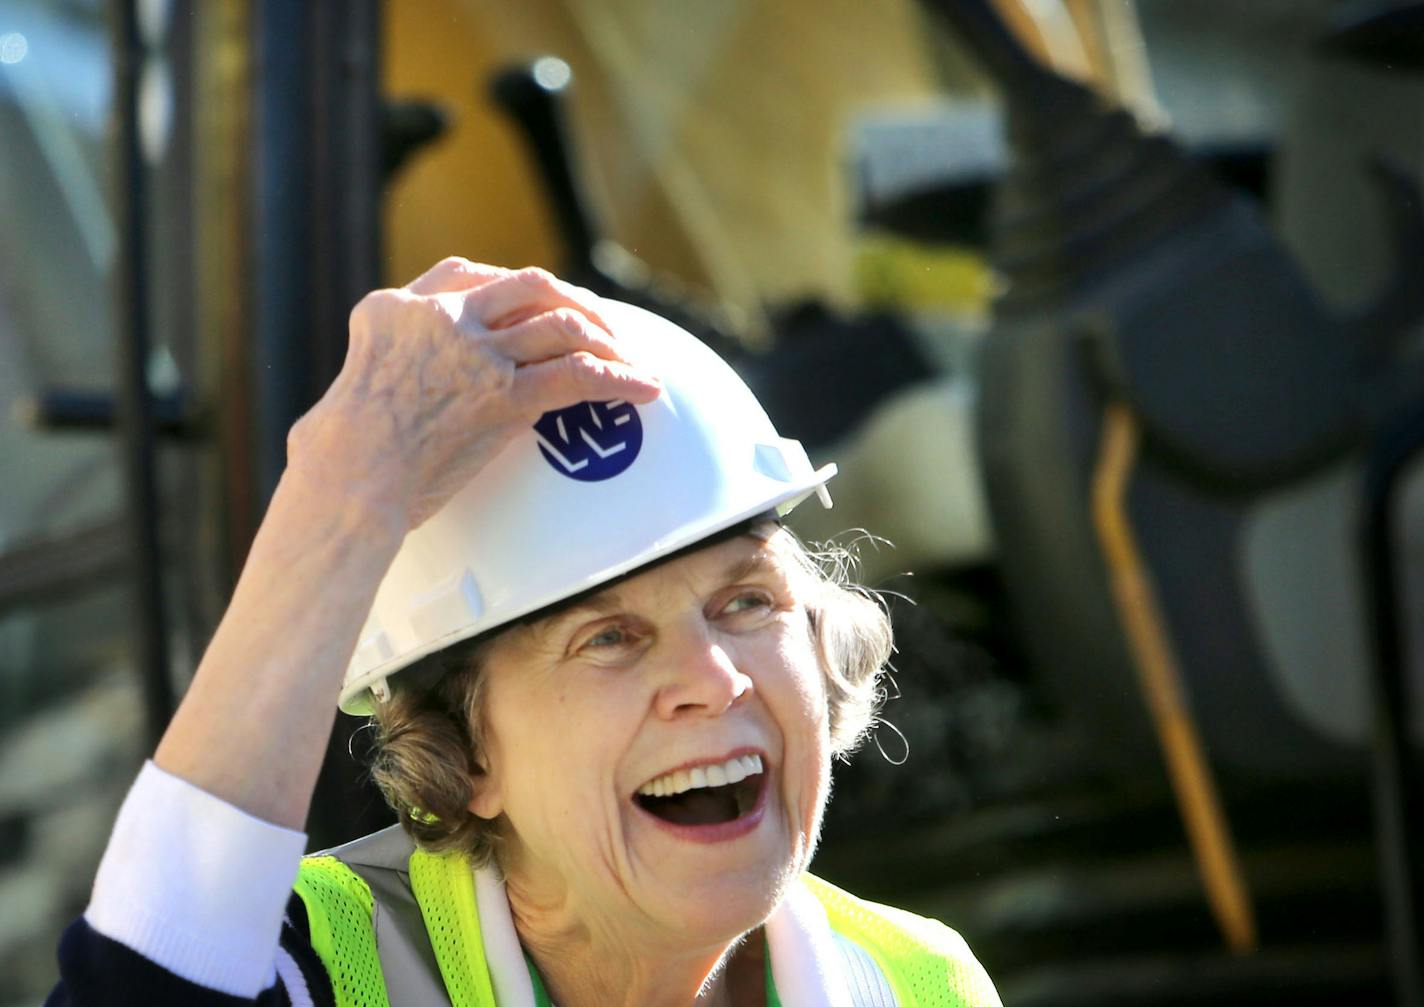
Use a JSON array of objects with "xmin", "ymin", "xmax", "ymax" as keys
[{"xmin": 533, "ymin": 400, "xmax": 643, "ymax": 482}]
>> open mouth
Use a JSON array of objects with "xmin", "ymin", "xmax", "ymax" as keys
[{"xmin": 635, "ymin": 753, "xmax": 765, "ymax": 827}]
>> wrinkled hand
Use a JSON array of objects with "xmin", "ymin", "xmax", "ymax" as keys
[{"xmin": 286, "ymin": 259, "xmax": 662, "ymax": 530}]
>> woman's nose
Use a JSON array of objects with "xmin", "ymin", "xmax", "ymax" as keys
[{"xmin": 652, "ymin": 624, "xmax": 753, "ymax": 720}]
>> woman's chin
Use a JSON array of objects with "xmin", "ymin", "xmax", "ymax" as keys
[{"xmin": 640, "ymin": 857, "xmax": 795, "ymax": 943}]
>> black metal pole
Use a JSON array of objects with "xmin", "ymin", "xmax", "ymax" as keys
[
  {"xmin": 1361, "ymin": 404, "xmax": 1424, "ymax": 1007},
  {"xmin": 250, "ymin": 0, "xmax": 312, "ymax": 504},
  {"xmin": 919, "ymin": 0, "xmax": 1057, "ymax": 96},
  {"xmin": 489, "ymin": 61, "xmax": 598, "ymax": 274},
  {"xmin": 248, "ymin": 0, "xmax": 390, "ymax": 847},
  {"xmin": 111, "ymin": 0, "xmax": 175, "ymax": 749},
  {"xmin": 306, "ymin": 0, "xmax": 391, "ymax": 847}
]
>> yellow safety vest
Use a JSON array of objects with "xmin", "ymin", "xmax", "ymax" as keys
[{"xmin": 292, "ymin": 826, "xmax": 1000, "ymax": 1007}]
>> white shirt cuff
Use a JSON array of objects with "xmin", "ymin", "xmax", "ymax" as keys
[{"xmin": 84, "ymin": 760, "xmax": 309, "ymax": 998}]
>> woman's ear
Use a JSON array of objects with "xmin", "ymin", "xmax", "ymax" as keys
[{"xmin": 466, "ymin": 760, "xmax": 504, "ymax": 820}]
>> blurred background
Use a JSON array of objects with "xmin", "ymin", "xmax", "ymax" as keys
[{"xmin": 5, "ymin": 0, "xmax": 1424, "ymax": 1003}]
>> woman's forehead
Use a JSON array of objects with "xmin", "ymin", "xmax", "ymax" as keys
[
  {"xmin": 578, "ymin": 530, "xmax": 790, "ymax": 607},
  {"xmin": 510, "ymin": 530, "xmax": 795, "ymax": 639}
]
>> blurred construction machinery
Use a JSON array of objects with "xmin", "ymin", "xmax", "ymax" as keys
[{"xmin": 6, "ymin": 1, "xmax": 1424, "ymax": 1004}]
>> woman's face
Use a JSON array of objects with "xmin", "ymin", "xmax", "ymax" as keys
[{"xmin": 468, "ymin": 528, "xmax": 832, "ymax": 946}]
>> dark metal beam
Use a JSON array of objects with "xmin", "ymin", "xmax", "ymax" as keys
[
  {"xmin": 248, "ymin": 0, "xmax": 390, "ymax": 847},
  {"xmin": 110, "ymin": 0, "xmax": 175, "ymax": 750},
  {"xmin": 16, "ymin": 388, "xmax": 196, "ymax": 438}
]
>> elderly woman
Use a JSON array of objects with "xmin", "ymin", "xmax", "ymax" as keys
[{"xmin": 50, "ymin": 261, "xmax": 1000, "ymax": 1006}]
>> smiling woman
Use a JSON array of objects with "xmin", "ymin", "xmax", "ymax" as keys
[
  {"xmin": 47, "ymin": 261, "xmax": 1001, "ymax": 1007},
  {"xmin": 370, "ymin": 524, "xmax": 889, "ymax": 868}
]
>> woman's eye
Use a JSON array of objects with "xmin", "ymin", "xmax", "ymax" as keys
[
  {"xmin": 582, "ymin": 625, "xmax": 629, "ymax": 649},
  {"xmin": 723, "ymin": 592, "xmax": 772, "ymax": 615}
]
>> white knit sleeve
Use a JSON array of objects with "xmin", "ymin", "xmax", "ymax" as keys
[{"xmin": 83, "ymin": 760, "xmax": 309, "ymax": 998}]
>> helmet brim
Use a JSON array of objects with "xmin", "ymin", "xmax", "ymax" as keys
[{"xmin": 338, "ymin": 462, "xmax": 836, "ymax": 715}]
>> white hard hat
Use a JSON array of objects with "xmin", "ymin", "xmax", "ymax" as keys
[{"xmin": 339, "ymin": 298, "xmax": 837, "ymax": 714}]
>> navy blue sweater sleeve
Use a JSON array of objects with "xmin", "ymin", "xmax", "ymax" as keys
[{"xmin": 46, "ymin": 895, "xmax": 335, "ymax": 1007}]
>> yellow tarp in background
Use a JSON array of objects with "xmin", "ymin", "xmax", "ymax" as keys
[{"xmin": 384, "ymin": 0, "xmax": 943, "ymax": 325}]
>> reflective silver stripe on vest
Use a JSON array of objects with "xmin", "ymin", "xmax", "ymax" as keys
[
  {"xmin": 317, "ymin": 825, "xmax": 452, "ymax": 1006},
  {"xmin": 321, "ymin": 826, "xmax": 897, "ymax": 1006},
  {"xmin": 834, "ymin": 933, "xmax": 899, "ymax": 1006}
]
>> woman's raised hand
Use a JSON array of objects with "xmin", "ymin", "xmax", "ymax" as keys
[
  {"xmin": 154, "ymin": 260, "xmax": 659, "ymax": 828},
  {"xmin": 286, "ymin": 259, "xmax": 662, "ymax": 531}
]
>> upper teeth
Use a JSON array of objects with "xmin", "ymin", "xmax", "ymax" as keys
[{"xmin": 638, "ymin": 754, "xmax": 763, "ymax": 797}]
